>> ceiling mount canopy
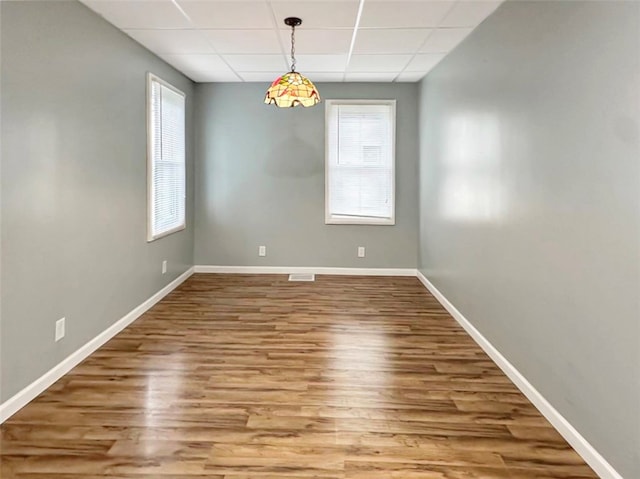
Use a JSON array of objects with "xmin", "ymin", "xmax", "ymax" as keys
[
  {"xmin": 264, "ymin": 17, "xmax": 320, "ymax": 108},
  {"xmin": 283, "ymin": 16, "xmax": 302, "ymax": 29}
]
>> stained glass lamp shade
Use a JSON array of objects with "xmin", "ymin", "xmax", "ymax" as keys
[
  {"xmin": 264, "ymin": 72, "xmax": 320, "ymax": 108},
  {"xmin": 265, "ymin": 17, "xmax": 320, "ymax": 108}
]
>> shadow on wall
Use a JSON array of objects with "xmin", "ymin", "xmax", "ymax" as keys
[{"xmin": 262, "ymin": 115, "xmax": 323, "ymax": 179}]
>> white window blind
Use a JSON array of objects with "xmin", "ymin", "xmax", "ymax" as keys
[
  {"xmin": 326, "ymin": 100, "xmax": 396, "ymax": 225},
  {"xmin": 147, "ymin": 74, "xmax": 186, "ymax": 241}
]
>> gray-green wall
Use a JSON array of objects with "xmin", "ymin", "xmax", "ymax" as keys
[
  {"xmin": 418, "ymin": 1, "xmax": 639, "ymax": 477},
  {"xmin": 194, "ymin": 83, "xmax": 419, "ymax": 268},
  {"xmin": 2, "ymin": 1, "xmax": 637, "ymax": 476},
  {"xmin": 0, "ymin": 1, "xmax": 195, "ymax": 401}
]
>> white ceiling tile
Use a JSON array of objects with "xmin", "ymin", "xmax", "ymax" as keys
[
  {"xmin": 360, "ymin": 1, "xmax": 455, "ymax": 28},
  {"xmin": 223, "ymin": 54, "xmax": 288, "ymax": 72},
  {"xmin": 396, "ymin": 71, "xmax": 428, "ymax": 82},
  {"xmin": 353, "ymin": 28, "xmax": 431, "ymax": 54},
  {"xmin": 345, "ymin": 72, "xmax": 398, "ymax": 82},
  {"xmin": 82, "ymin": 0, "xmax": 497, "ymax": 83},
  {"xmin": 204, "ymin": 29, "xmax": 282, "ymax": 54},
  {"xmin": 348, "ymin": 54, "xmax": 412, "ymax": 72},
  {"xmin": 160, "ymin": 53, "xmax": 232, "ymax": 72},
  {"xmin": 404, "ymin": 53, "xmax": 446, "ymax": 72},
  {"xmin": 278, "ymin": 29, "xmax": 352, "ymax": 54},
  {"xmin": 303, "ymin": 72, "xmax": 344, "ymax": 82},
  {"xmin": 81, "ymin": 0, "xmax": 192, "ymax": 29},
  {"xmin": 125, "ymin": 29, "xmax": 214, "ymax": 54},
  {"xmin": 239, "ymin": 71, "xmax": 343, "ymax": 83},
  {"xmin": 439, "ymin": 1, "xmax": 502, "ymax": 27},
  {"xmin": 295, "ymin": 54, "xmax": 347, "ymax": 71},
  {"xmin": 239, "ymin": 72, "xmax": 285, "ymax": 82},
  {"xmin": 271, "ymin": 1, "xmax": 360, "ymax": 29},
  {"xmin": 183, "ymin": 70, "xmax": 241, "ymax": 82},
  {"xmin": 176, "ymin": 1, "xmax": 273, "ymax": 28},
  {"xmin": 238, "ymin": 72, "xmax": 344, "ymax": 83},
  {"xmin": 420, "ymin": 27, "xmax": 473, "ymax": 53}
]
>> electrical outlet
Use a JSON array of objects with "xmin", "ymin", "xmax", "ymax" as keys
[
  {"xmin": 358, "ymin": 246, "xmax": 366, "ymax": 258},
  {"xmin": 55, "ymin": 317, "xmax": 65, "ymax": 342},
  {"xmin": 258, "ymin": 245, "xmax": 266, "ymax": 257},
  {"xmin": 162, "ymin": 260, "xmax": 167, "ymax": 274}
]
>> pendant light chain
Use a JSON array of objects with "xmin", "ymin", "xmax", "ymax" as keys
[
  {"xmin": 290, "ymin": 24, "xmax": 296, "ymax": 72},
  {"xmin": 264, "ymin": 16, "xmax": 320, "ymax": 108}
]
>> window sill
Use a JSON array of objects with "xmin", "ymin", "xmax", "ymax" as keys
[
  {"xmin": 325, "ymin": 216, "xmax": 395, "ymax": 226},
  {"xmin": 147, "ymin": 224, "xmax": 186, "ymax": 242}
]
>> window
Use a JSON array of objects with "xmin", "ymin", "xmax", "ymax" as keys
[
  {"xmin": 325, "ymin": 100, "xmax": 396, "ymax": 225},
  {"xmin": 147, "ymin": 73, "xmax": 186, "ymax": 241}
]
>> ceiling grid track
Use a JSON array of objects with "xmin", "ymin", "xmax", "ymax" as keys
[
  {"xmin": 80, "ymin": 0, "xmax": 504, "ymax": 83},
  {"xmin": 393, "ymin": 0, "xmax": 460, "ymax": 82},
  {"xmin": 343, "ymin": 0, "xmax": 367, "ymax": 82}
]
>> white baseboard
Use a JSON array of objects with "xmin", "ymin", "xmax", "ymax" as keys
[
  {"xmin": 416, "ymin": 271, "xmax": 623, "ymax": 479},
  {"xmin": 0, "ymin": 267, "xmax": 195, "ymax": 424},
  {"xmin": 194, "ymin": 265, "xmax": 417, "ymax": 276}
]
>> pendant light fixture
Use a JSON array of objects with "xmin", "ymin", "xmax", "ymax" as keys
[{"xmin": 264, "ymin": 17, "xmax": 320, "ymax": 108}]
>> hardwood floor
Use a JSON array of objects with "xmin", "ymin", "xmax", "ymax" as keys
[{"xmin": 1, "ymin": 274, "xmax": 598, "ymax": 478}]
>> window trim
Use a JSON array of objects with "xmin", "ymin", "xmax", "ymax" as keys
[
  {"xmin": 146, "ymin": 72, "xmax": 186, "ymax": 242},
  {"xmin": 324, "ymin": 99, "xmax": 396, "ymax": 226}
]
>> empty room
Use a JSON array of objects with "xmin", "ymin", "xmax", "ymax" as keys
[{"xmin": 0, "ymin": 0, "xmax": 638, "ymax": 478}]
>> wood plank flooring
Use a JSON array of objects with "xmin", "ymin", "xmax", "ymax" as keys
[{"xmin": 0, "ymin": 274, "xmax": 598, "ymax": 478}]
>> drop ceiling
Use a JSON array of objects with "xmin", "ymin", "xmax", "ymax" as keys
[{"xmin": 80, "ymin": 0, "xmax": 504, "ymax": 83}]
